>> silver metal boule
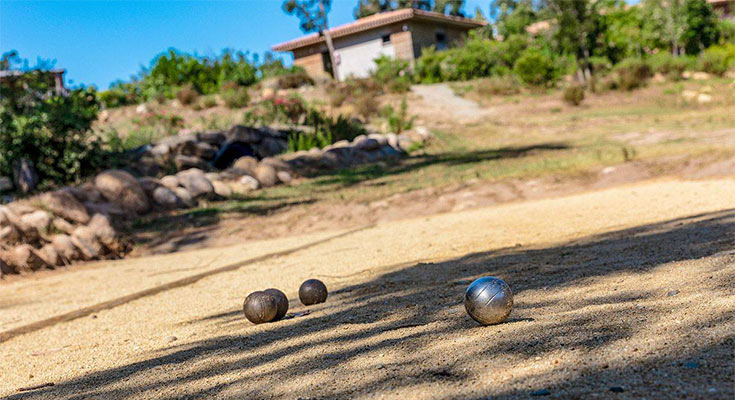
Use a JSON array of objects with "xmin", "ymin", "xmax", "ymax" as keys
[{"xmin": 464, "ymin": 276, "xmax": 513, "ymax": 325}]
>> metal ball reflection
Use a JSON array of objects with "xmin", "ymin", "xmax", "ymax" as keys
[{"xmin": 464, "ymin": 276, "xmax": 513, "ymax": 325}]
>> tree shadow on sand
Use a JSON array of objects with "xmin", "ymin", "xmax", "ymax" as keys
[{"xmin": 10, "ymin": 210, "xmax": 735, "ymax": 399}]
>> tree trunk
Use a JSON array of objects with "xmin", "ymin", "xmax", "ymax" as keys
[{"xmin": 320, "ymin": 1, "xmax": 339, "ymax": 80}]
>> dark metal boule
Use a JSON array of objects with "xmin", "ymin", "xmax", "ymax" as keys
[
  {"xmin": 264, "ymin": 288, "xmax": 289, "ymax": 321},
  {"xmin": 299, "ymin": 279, "xmax": 328, "ymax": 306},
  {"xmin": 243, "ymin": 291, "xmax": 278, "ymax": 324},
  {"xmin": 464, "ymin": 276, "xmax": 513, "ymax": 325}
]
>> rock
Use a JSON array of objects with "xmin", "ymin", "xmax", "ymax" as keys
[
  {"xmin": 691, "ymin": 71, "xmax": 710, "ymax": 80},
  {"xmin": 4, "ymin": 244, "xmax": 49, "ymax": 272},
  {"xmin": 149, "ymin": 143, "xmax": 171, "ymax": 158},
  {"xmin": 0, "ymin": 256, "xmax": 11, "ymax": 275},
  {"xmin": 697, "ymin": 93, "xmax": 712, "ymax": 104},
  {"xmin": 0, "ymin": 206, "xmax": 29, "ymax": 233},
  {"xmin": 415, "ymin": 126, "xmax": 430, "ymax": 139},
  {"xmin": 77, "ymin": 183, "xmax": 103, "ymax": 203},
  {"xmin": 20, "ymin": 210, "xmax": 51, "ymax": 235},
  {"xmin": 52, "ymin": 217, "xmax": 75, "ymax": 234},
  {"xmin": 84, "ymin": 201, "xmax": 126, "ymax": 219},
  {"xmin": 135, "ymin": 104, "xmax": 148, "ymax": 114},
  {"xmin": 261, "ymin": 87, "xmax": 275, "ymax": 99},
  {"xmin": 198, "ymin": 131, "xmax": 226, "ymax": 146},
  {"xmin": 378, "ymin": 145, "xmax": 402, "ymax": 158},
  {"xmin": 227, "ymin": 125, "xmax": 263, "ymax": 144},
  {"xmin": 180, "ymin": 141, "xmax": 217, "ymax": 160},
  {"xmin": 681, "ymin": 90, "xmax": 698, "ymax": 101},
  {"xmin": 137, "ymin": 177, "xmax": 161, "ymax": 194},
  {"xmin": 239, "ymin": 175, "xmax": 260, "ymax": 190},
  {"xmin": 40, "ymin": 190, "xmax": 91, "ymax": 224},
  {"xmin": 6, "ymin": 202, "xmax": 36, "ymax": 215},
  {"xmin": 211, "ymin": 180, "xmax": 232, "ymax": 198},
  {"xmin": 368, "ymin": 133, "xmax": 388, "ymax": 147},
  {"xmin": 232, "ymin": 156, "xmax": 259, "ymax": 174},
  {"xmin": 397, "ymin": 134, "xmax": 414, "ymax": 151},
  {"xmin": 386, "ymin": 133, "xmax": 401, "ymax": 151},
  {"xmin": 609, "ymin": 386, "xmax": 625, "ymax": 393},
  {"xmin": 177, "ymin": 169, "xmax": 214, "ymax": 198},
  {"xmin": 651, "ymin": 72, "xmax": 666, "ymax": 83},
  {"xmin": 530, "ymin": 389, "xmax": 551, "ymax": 396},
  {"xmin": 356, "ymin": 137, "xmax": 381, "ymax": 151},
  {"xmin": 213, "ymin": 141, "xmax": 256, "ymax": 170},
  {"xmin": 260, "ymin": 157, "xmax": 291, "ymax": 172},
  {"xmin": 256, "ymin": 137, "xmax": 288, "ymax": 158},
  {"xmin": 87, "ymin": 213, "xmax": 116, "ymax": 247},
  {"xmin": 276, "ymin": 171, "xmax": 292, "ymax": 184},
  {"xmin": 160, "ymin": 175, "xmax": 180, "ymax": 190},
  {"xmin": 51, "ymin": 234, "xmax": 79, "ymax": 262},
  {"xmin": 174, "ymin": 154, "xmax": 209, "ymax": 171},
  {"xmin": 0, "ymin": 225, "xmax": 21, "ymax": 243},
  {"xmin": 95, "ymin": 170, "xmax": 150, "ymax": 214},
  {"xmin": 254, "ymin": 164, "xmax": 278, "ymax": 187},
  {"xmin": 12, "ymin": 158, "xmax": 39, "ymax": 194},
  {"xmin": 173, "ymin": 187, "xmax": 196, "ymax": 208},
  {"xmin": 0, "ymin": 176, "xmax": 13, "ymax": 193},
  {"xmin": 205, "ymin": 172, "xmax": 222, "ymax": 182},
  {"xmin": 152, "ymin": 187, "xmax": 181, "ymax": 209},
  {"xmin": 38, "ymin": 244, "xmax": 60, "ymax": 267},
  {"xmin": 71, "ymin": 226, "xmax": 103, "ymax": 259}
]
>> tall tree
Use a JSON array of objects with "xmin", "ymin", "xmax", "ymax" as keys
[
  {"xmin": 542, "ymin": 0, "xmax": 599, "ymax": 83},
  {"xmin": 434, "ymin": 0, "xmax": 465, "ymax": 16},
  {"xmin": 355, "ymin": 0, "xmax": 464, "ymax": 18},
  {"xmin": 283, "ymin": 0, "xmax": 339, "ymax": 78},
  {"xmin": 354, "ymin": 0, "xmax": 393, "ymax": 18}
]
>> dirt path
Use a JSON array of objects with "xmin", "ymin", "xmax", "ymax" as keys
[
  {"xmin": 411, "ymin": 83, "xmax": 493, "ymax": 123},
  {"xmin": 1, "ymin": 178, "xmax": 734, "ymax": 399}
]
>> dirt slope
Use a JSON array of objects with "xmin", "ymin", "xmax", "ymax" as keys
[{"xmin": 0, "ymin": 178, "xmax": 733, "ymax": 399}]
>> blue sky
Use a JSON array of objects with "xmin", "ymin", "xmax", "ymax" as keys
[{"xmin": 1, "ymin": 0, "xmax": 487, "ymax": 89}]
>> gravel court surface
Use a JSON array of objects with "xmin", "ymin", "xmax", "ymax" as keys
[{"xmin": 0, "ymin": 178, "xmax": 733, "ymax": 399}]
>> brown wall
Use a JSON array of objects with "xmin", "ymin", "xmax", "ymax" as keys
[
  {"xmin": 294, "ymin": 52, "xmax": 330, "ymax": 79},
  {"xmin": 391, "ymin": 31, "xmax": 415, "ymax": 63},
  {"xmin": 408, "ymin": 21, "xmax": 468, "ymax": 58}
]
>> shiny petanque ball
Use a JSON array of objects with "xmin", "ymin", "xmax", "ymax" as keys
[
  {"xmin": 243, "ymin": 291, "xmax": 278, "ymax": 324},
  {"xmin": 299, "ymin": 279, "xmax": 328, "ymax": 306},
  {"xmin": 464, "ymin": 276, "xmax": 513, "ymax": 325},
  {"xmin": 264, "ymin": 288, "xmax": 289, "ymax": 321}
]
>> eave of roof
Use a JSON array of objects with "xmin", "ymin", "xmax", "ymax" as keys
[{"xmin": 272, "ymin": 9, "xmax": 486, "ymax": 52}]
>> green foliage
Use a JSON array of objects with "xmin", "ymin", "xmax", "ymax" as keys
[
  {"xmin": 99, "ymin": 80, "xmax": 142, "ymax": 108},
  {"xmin": 372, "ymin": 55, "xmax": 412, "ymax": 93},
  {"xmin": 680, "ymin": 0, "xmax": 720, "ymax": 55},
  {"xmin": 697, "ymin": 43, "xmax": 735, "ymax": 75},
  {"xmin": 513, "ymin": 47, "xmax": 559, "ymax": 86},
  {"xmin": 562, "ymin": 84, "xmax": 585, "ymax": 106},
  {"xmin": 414, "ymin": 46, "xmax": 448, "ymax": 83},
  {"xmin": 588, "ymin": 56, "xmax": 612, "ymax": 75},
  {"xmin": 719, "ymin": 20, "xmax": 735, "ymax": 44},
  {"xmin": 0, "ymin": 67, "xmax": 103, "ymax": 186},
  {"xmin": 647, "ymin": 52, "xmax": 694, "ymax": 79},
  {"xmin": 611, "ymin": 58, "xmax": 653, "ymax": 91},
  {"xmin": 380, "ymin": 98, "xmax": 415, "ymax": 134},
  {"xmin": 243, "ymin": 95, "xmax": 309, "ymax": 126}
]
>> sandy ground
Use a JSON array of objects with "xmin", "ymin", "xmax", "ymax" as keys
[{"xmin": 0, "ymin": 178, "xmax": 734, "ymax": 399}]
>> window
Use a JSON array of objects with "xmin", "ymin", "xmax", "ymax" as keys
[
  {"xmin": 382, "ymin": 34, "xmax": 391, "ymax": 44},
  {"xmin": 435, "ymin": 32, "xmax": 447, "ymax": 50}
]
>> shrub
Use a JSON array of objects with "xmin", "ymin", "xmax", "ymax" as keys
[
  {"xmin": 563, "ymin": 84, "xmax": 585, "ymax": 106},
  {"xmin": 201, "ymin": 95, "xmax": 218, "ymax": 109},
  {"xmin": 414, "ymin": 46, "xmax": 448, "ymax": 83},
  {"xmin": 372, "ymin": 55, "xmax": 412, "ymax": 93},
  {"xmin": 175, "ymin": 83, "xmax": 199, "ymax": 105},
  {"xmin": 513, "ymin": 47, "xmax": 558, "ymax": 86},
  {"xmin": 647, "ymin": 52, "xmax": 694, "ymax": 80},
  {"xmin": 588, "ymin": 56, "xmax": 613, "ymax": 76},
  {"xmin": 243, "ymin": 95, "xmax": 308, "ymax": 126},
  {"xmin": 697, "ymin": 44, "xmax": 735, "ymax": 76},
  {"xmin": 476, "ymin": 76, "xmax": 522, "ymax": 97},
  {"xmin": 99, "ymin": 81, "xmax": 143, "ymax": 108},
  {"xmin": 0, "ymin": 68, "xmax": 103, "ymax": 186},
  {"xmin": 354, "ymin": 94, "xmax": 380, "ymax": 120},
  {"xmin": 326, "ymin": 78, "xmax": 382, "ymax": 118},
  {"xmin": 612, "ymin": 58, "xmax": 653, "ymax": 91},
  {"xmin": 221, "ymin": 84, "xmax": 250, "ymax": 109},
  {"xmin": 287, "ymin": 114, "xmax": 365, "ymax": 152},
  {"xmin": 380, "ymin": 98, "xmax": 415, "ymax": 134},
  {"xmin": 277, "ymin": 70, "xmax": 314, "ymax": 89}
]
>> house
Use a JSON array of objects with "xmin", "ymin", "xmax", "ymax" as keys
[
  {"xmin": 709, "ymin": 0, "xmax": 734, "ymax": 19},
  {"xmin": 0, "ymin": 68, "xmax": 66, "ymax": 93},
  {"xmin": 272, "ymin": 9, "xmax": 486, "ymax": 81}
]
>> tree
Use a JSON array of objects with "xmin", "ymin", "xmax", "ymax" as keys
[
  {"xmin": 283, "ymin": 0, "xmax": 339, "ymax": 79},
  {"xmin": 434, "ymin": 0, "xmax": 465, "ymax": 16},
  {"xmin": 681, "ymin": 0, "xmax": 719, "ymax": 54},
  {"xmin": 355, "ymin": 0, "xmax": 393, "ymax": 18},
  {"xmin": 490, "ymin": 0, "xmax": 541, "ymax": 38},
  {"xmin": 353, "ymin": 0, "xmax": 464, "ymax": 18},
  {"xmin": 542, "ymin": 0, "xmax": 600, "ymax": 83}
]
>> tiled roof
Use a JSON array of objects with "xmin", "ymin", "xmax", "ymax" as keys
[{"xmin": 272, "ymin": 9, "xmax": 486, "ymax": 52}]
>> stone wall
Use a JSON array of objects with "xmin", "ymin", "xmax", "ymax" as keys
[{"xmin": 0, "ymin": 125, "xmax": 423, "ymax": 277}]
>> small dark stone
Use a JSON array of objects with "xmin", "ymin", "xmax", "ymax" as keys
[
  {"xmin": 667, "ymin": 290, "xmax": 680, "ymax": 297},
  {"xmin": 530, "ymin": 389, "xmax": 551, "ymax": 396},
  {"xmin": 264, "ymin": 288, "xmax": 289, "ymax": 321},
  {"xmin": 683, "ymin": 361, "xmax": 699, "ymax": 369},
  {"xmin": 243, "ymin": 291, "xmax": 278, "ymax": 324},
  {"xmin": 609, "ymin": 386, "xmax": 625, "ymax": 393},
  {"xmin": 299, "ymin": 279, "xmax": 328, "ymax": 306}
]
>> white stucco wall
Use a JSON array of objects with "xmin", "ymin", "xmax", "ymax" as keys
[{"xmin": 335, "ymin": 37, "xmax": 395, "ymax": 81}]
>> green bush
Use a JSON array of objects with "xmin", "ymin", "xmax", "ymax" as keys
[
  {"xmin": 372, "ymin": 55, "xmax": 412, "ymax": 93},
  {"xmin": 99, "ymin": 81, "xmax": 142, "ymax": 108},
  {"xmin": 513, "ymin": 47, "xmax": 558, "ymax": 86},
  {"xmin": 647, "ymin": 52, "xmax": 694, "ymax": 80},
  {"xmin": 221, "ymin": 83, "xmax": 250, "ymax": 109},
  {"xmin": 563, "ymin": 84, "xmax": 585, "ymax": 106},
  {"xmin": 612, "ymin": 58, "xmax": 653, "ymax": 91},
  {"xmin": 175, "ymin": 83, "xmax": 199, "ymax": 105},
  {"xmin": 697, "ymin": 44, "xmax": 735, "ymax": 76},
  {"xmin": 414, "ymin": 46, "xmax": 448, "ymax": 83},
  {"xmin": 0, "ymin": 68, "xmax": 104, "ymax": 186},
  {"xmin": 380, "ymin": 98, "xmax": 415, "ymax": 134},
  {"xmin": 287, "ymin": 114, "xmax": 365, "ymax": 152},
  {"xmin": 588, "ymin": 56, "xmax": 613, "ymax": 76}
]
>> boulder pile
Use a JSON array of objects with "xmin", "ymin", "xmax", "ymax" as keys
[{"xmin": 0, "ymin": 124, "xmax": 423, "ymax": 277}]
